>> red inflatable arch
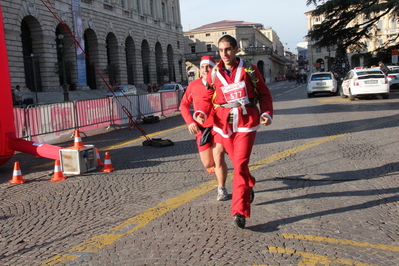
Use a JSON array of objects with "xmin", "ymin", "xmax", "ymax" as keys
[{"xmin": 0, "ymin": 4, "xmax": 61, "ymax": 166}]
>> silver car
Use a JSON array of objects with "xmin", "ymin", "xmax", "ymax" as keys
[
  {"xmin": 106, "ymin": 85, "xmax": 137, "ymax": 97},
  {"xmin": 157, "ymin": 83, "xmax": 184, "ymax": 92}
]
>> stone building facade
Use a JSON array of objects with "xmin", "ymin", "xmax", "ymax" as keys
[
  {"xmin": 183, "ymin": 20, "xmax": 287, "ymax": 84},
  {"xmin": 3, "ymin": 0, "xmax": 184, "ymax": 101}
]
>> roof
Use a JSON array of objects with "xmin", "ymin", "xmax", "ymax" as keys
[{"xmin": 189, "ymin": 20, "xmax": 263, "ymax": 32}]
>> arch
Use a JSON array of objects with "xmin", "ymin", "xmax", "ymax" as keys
[
  {"xmin": 21, "ymin": 16, "xmax": 44, "ymax": 92},
  {"xmin": 125, "ymin": 36, "xmax": 136, "ymax": 85},
  {"xmin": 256, "ymin": 60, "xmax": 265, "ymax": 81},
  {"xmin": 167, "ymin": 44, "xmax": 175, "ymax": 82},
  {"xmin": 84, "ymin": 28, "xmax": 99, "ymax": 90},
  {"xmin": 315, "ymin": 58, "xmax": 325, "ymax": 72},
  {"xmin": 106, "ymin": 32, "xmax": 119, "ymax": 84},
  {"xmin": 55, "ymin": 23, "xmax": 76, "ymax": 88},
  {"xmin": 155, "ymin": 42, "xmax": 163, "ymax": 84},
  {"xmin": 141, "ymin": 40, "xmax": 150, "ymax": 84}
]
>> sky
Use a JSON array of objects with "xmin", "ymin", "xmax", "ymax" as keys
[{"xmin": 180, "ymin": 0, "xmax": 316, "ymax": 54}]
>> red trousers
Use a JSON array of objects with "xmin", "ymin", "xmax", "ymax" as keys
[{"xmin": 222, "ymin": 130, "xmax": 257, "ymax": 218}]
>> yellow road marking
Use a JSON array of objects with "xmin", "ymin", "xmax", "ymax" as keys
[
  {"xmin": 99, "ymin": 124, "xmax": 186, "ymax": 151},
  {"xmin": 282, "ymin": 234, "xmax": 399, "ymax": 252},
  {"xmin": 33, "ymin": 124, "xmax": 186, "ymax": 169},
  {"xmin": 268, "ymin": 247, "xmax": 376, "ymax": 266},
  {"xmin": 42, "ymin": 255, "xmax": 80, "ymax": 265},
  {"xmin": 41, "ymin": 116, "xmax": 399, "ymax": 265}
]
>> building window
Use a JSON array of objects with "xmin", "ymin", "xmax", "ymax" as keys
[
  {"xmin": 136, "ymin": 0, "xmax": 141, "ymax": 13},
  {"xmin": 316, "ymin": 47, "xmax": 321, "ymax": 53},
  {"xmin": 207, "ymin": 44, "xmax": 212, "ymax": 52},
  {"xmin": 172, "ymin": 6, "xmax": 175, "ymax": 23},
  {"xmin": 177, "ymin": 41, "xmax": 180, "ymax": 49},
  {"xmin": 161, "ymin": 2, "xmax": 166, "ymax": 21},
  {"xmin": 191, "ymin": 45, "xmax": 196, "ymax": 53},
  {"xmin": 189, "ymin": 35, "xmax": 194, "ymax": 38},
  {"xmin": 392, "ymin": 18, "xmax": 397, "ymax": 29},
  {"xmin": 149, "ymin": 0, "xmax": 154, "ymax": 17},
  {"xmin": 102, "ymin": 0, "xmax": 109, "ymax": 3},
  {"xmin": 206, "ymin": 33, "xmax": 210, "ymax": 37},
  {"xmin": 378, "ymin": 20, "xmax": 383, "ymax": 30},
  {"xmin": 222, "ymin": 31, "xmax": 227, "ymax": 35}
]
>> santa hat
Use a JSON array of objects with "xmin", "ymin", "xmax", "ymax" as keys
[{"xmin": 200, "ymin": 56, "xmax": 216, "ymax": 67}]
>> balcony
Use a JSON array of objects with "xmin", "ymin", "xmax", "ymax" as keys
[
  {"xmin": 240, "ymin": 47, "xmax": 272, "ymax": 55},
  {"xmin": 184, "ymin": 51, "xmax": 219, "ymax": 61}
]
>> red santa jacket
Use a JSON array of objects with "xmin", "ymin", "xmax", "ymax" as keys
[
  {"xmin": 179, "ymin": 78, "xmax": 208, "ymax": 126},
  {"xmin": 196, "ymin": 57, "xmax": 273, "ymax": 137}
]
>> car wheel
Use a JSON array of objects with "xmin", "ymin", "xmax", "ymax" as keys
[
  {"xmin": 349, "ymin": 89, "xmax": 355, "ymax": 101},
  {"xmin": 382, "ymin": 93, "xmax": 389, "ymax": 99},
  {"xmin": 340, "ymin": 87, "xmax": 347, "ymax": 98},
  {"xmin": 307, "ymin": 92, "xmax": 313, "ymax": 98}
]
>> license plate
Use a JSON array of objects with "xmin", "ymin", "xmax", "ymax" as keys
[
  {"xmin": 365, "ymin": 80, "xmax": 378, "ymax": 84},
  {"xmin": 316, "ymin": 82, "xmax": 326, "ymax": 85}
]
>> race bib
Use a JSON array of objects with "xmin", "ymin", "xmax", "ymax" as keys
[{"xmin": 221, "ymin": 81, "xmax": 250, "ymax": 105}]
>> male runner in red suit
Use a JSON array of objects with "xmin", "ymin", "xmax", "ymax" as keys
[
  {"xmin": 180, "ymin": 56, "xmax": 228, "ymax": 201},
  {"xmin": 195, "ymin": 35, "xmax": 273, "ymax": 228}
]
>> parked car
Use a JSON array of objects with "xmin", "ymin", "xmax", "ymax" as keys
[
  {"xmin": 340, "ymin": 68, "xmax": 389, "ymax": 101},
  {"xmin": 157, "ymin": 83, "xmax": 184, "ymax": 92},
  {"xmin": 387, "ymin": 66, "xmax": 399, "ymax": 89},
  {"xmin": 306, "ymin": 72, "xmax": 338, "ymax": 98},
  {"xmin": 106, "ymin": 84, "xmax": 137, "ymax": 97}
]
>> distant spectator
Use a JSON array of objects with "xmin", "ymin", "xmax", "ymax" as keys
[
  {"xmin": 379, "ymin": 61, "xmax": 389, "ymax": 75},
  {"xmin": 147, "ymin": 83, "xmax": 152, "ymax": 93},
  {"xmin": 12, "ymin": 85, "xmax": 23, "ymax": 106}
]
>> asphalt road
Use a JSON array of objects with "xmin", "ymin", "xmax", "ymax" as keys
[{"xmin": 1, "ymin": 81, "xmax": 399, "ymax": 266}]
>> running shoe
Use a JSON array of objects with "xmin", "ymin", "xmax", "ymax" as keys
[
  {"xmin": 232, "ymin": 213, "xmax": 246, "ymax": 229},
  {"xmin": 206, "ymin": 166, "xmax": 215, "ymax": 173},
  {"xmin": 217, "ymin": 186, "xmax": 228, "ymax": 201}
]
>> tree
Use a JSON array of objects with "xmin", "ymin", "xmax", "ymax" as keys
[
  {"xmin": 330, "ymin": 45, "xmax": 350, "ymax": 78},
  {"xmin": 306, "ymin": 0, "xmax": 399, "ymax": 52}
]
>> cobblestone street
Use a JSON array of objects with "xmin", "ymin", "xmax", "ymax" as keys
[{"xmin": 1, "ymin": 82, "xmax": 399, "ymax": 265}]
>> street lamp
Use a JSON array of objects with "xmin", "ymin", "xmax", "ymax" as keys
[
  {"xmin": 30, "ymin": 53, "xmax": 38, "ymax": 104},
  {"xmin": 57, "ymin": 34, "xmax": 69, "ymax": 102},
  {"xmin": 160, "ymin": 62, "xmax": 164, "ymax": 84}
]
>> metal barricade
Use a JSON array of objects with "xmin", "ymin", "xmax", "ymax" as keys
[
  {"xmin": 137, "ymin": 93, "xmax": 162, "ymax": 117},
  {"xmin": 25, "ymin": 102, "xmax": 76, "ymax": 142},
  {"xmin": 74, "ymin": 98, "xmax": 113, "ymax": 132},
  {"xmin": 110, "ymin": 95, "xmax": 140, "ymax": 125},
  {"xmin": 159, "ymin": 91, "xmax": 180, "ymax": 116},
  {"xmin": 12, "ymin": 89, "xmax": 181, "ymax": 144}
]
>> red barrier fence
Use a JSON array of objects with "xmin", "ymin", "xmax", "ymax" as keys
[{"xmin": 13, "ymin": 91, "xmax": 183, "ymax": 143}]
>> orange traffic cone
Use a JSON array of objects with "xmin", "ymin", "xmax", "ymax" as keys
[
  {"xmin": 71, "ymin": 129, "xmax": 86, "ymax": 149},
  {"xmin": 99, "ymin": 152, "xmax": 116, "ymax": 172},
  {"xmin": 95, "ymin": 148, "xmax": 104, "ymax": 166},
  {"xmin": 8, "ymin": 162, "xmax": 27, "ymax": 184},
  {"xmin": 50, "ymin": 160, "xmax": 67, "ymax": 181}
]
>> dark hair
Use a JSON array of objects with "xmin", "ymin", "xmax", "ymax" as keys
[{"xmin": 218, "ymin": 35, "xmax": 238, "ymax": 48}]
